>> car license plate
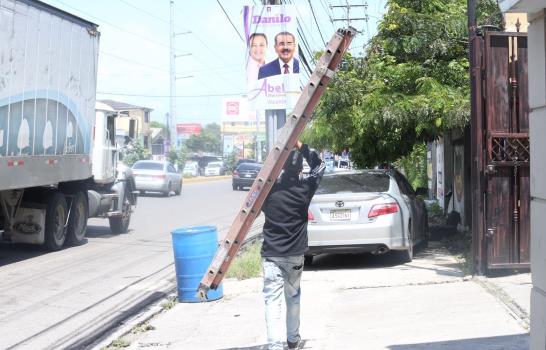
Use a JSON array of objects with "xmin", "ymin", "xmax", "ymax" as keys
[
  {"xmin": 330, "ymin": 209, "xmax": 351, "ymax": 221},
  {"xmin": 244, "ymin": 174, "xmax": 252, "ymax": 178}
]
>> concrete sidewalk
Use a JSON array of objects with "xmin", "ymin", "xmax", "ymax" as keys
[{"xmin": 106, "ymin": 242, "xmax": 530, "ymax": 350}]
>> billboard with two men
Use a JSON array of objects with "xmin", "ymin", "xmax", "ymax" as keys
[{"xmin": 243, "ymin": 5, "xmax": 300, "ymax": 111}]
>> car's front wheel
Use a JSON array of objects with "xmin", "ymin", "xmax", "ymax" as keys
[{"xmin": 109, "ymin": 192, "xmax": 131, "ymax": 234}]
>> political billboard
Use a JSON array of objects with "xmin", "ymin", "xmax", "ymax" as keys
[{"xmin": 243, "ymin": 5, "xmax": 300, "ymax": 111}]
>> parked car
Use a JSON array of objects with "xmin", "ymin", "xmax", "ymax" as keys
[
  {"xmin": 132, "ymin": 160, "xmax": 182, "ymax": 196},
  {"xmin": 306, "ymin": 169, "xmax": 429, "ymax": 265},
  {"xmin": 183, "ymin": 161, "xmax": 199, "ymax": 177},
  {"xmin": 235, "ymin": 158, "xmax": 258, "ymax": 168},
  {"xmin": 232, "ymin": 163, "xmax": 262, "ymax": 190},
  {"xmin": 205, "ymin": 161, "xmax": 225, "ymax": 176}
]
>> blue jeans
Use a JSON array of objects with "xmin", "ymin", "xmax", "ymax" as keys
[{"xmin": 262, "ymin": 256, "xmax": 304, "ymax": 350}]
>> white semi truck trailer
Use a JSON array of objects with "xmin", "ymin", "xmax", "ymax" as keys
[{"xmin": 0, "ymin": 0, "xmax": 138, "ymax": 250}]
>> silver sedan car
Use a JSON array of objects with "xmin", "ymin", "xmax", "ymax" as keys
[
  {"xmin": 132, "ymin": 160, "xmax": 182, "ymax": 196},
  {"xmin": 306, "ymin": 169, "xmax": 428, "ymax": 265}
]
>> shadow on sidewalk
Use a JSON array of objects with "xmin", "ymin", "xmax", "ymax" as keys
[
  {"xmin": 388, "ymin": 333, "xmax": 529, "ymax": 350},
  {"xmin": 220, "ymin": 340, "xmax": 309, "ymax": 350}
]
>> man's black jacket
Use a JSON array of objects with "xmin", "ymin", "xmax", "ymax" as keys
[{"xmin": 261, "ymin": 144, "xmax": 325, "ymax": 257}]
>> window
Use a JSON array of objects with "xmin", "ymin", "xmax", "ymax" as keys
[
  {"xmin": 143, "ymin": 136, "xmax": 149, "ymax": 148},
  {"xmin": 316, "ymin": 172, "xmax": 390, "ymax": 195},
  {"xmin": 129, "ymin": 119, "xmax": 136, "ymax": 139},
  {"xmin": 133, "ymin": 162, "xmax": 163, "ymax": 170},
  {"xmin": 106, "ymin": 116, "xmax": 116, "ymax": 146},
  {"xmin": 144, "ymin": 111, "xmax": 150, "ymax": 123}
]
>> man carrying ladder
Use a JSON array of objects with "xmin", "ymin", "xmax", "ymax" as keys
[{"xmin": 261, "ymin": 141, "xmax": 325, "ymax": 349}]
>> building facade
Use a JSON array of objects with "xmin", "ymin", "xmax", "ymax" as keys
[
  {"xmin": 99, "ymin": 99, "xmax": 153, "ymax": 151},
  {"xmin": 499, "ymin": 3, "xmax": 546, "ymax": 349}
]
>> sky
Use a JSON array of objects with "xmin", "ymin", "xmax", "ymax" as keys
[{"xmin": 40, "ymin": 0, "xmax": 388, "ymax": 126}]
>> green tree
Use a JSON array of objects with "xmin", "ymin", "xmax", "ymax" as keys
[
  {"xmin": 122, "ymin": 141, "xmax": 150, "ymax": 166},
  {"xmin": 394, "ymin": 143, "xmax": 428, "ymax": 189},
  {"xmin": 185, "ymin": 123, "xmax": 222, "ymax": 154},
  {"xmin": 308, "ymin": 0, "xmax": 502, "ymax": 168},
  {"xmin": 224, "ymin": 150, "xmax": 238, "ymax": 173},
  {"xmin": 167, "ymin": 146, "xmax": 187, "ymax": 170},
  {"xmin": 150, "ymin": 121, "xmax": 167, "ymax": 129}
]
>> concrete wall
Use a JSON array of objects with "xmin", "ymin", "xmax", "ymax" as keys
[
  {"xmin": 500, "ymin": 2, "xmax": 546, "ymax": 347},
  {"xmin": 527, "ymin": 9, "xmax": 546, "ymax": 350}
]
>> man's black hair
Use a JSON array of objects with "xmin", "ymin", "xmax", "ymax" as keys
[{"xmin": 283, "ymin": 148, "xmax": 303, "ymax": 175}]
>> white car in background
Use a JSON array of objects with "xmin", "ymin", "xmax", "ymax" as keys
[
  {"xmin": 204, "ymin": 161, "xmax": 225, "ymax": 176},
  {"xmin": 183, "ymin": 162, "xmax": 199, "ymax": 177},
  {"xmin": 132, "ymin": 160, "xmax": 182, "ymax": 196}
]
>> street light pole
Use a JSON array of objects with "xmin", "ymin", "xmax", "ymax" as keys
[
  {"xmin": 169, "ymin": 0, "xmax": 192, "ymax": 151},
  {"xmin": 169, "ymin": 0, "xmax": 176, "ymax": 152}
]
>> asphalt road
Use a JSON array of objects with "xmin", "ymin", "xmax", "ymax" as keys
[{"xmin": 0, "ymin": 178, "xmax": 246, "ymax": 350}]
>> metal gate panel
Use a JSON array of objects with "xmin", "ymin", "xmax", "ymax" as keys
[{"xmin": 483, "ymin": 32, "xmax": 530, "ymax": 270}]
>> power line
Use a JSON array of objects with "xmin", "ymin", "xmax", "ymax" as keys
[
  {"xmin": 174, "ymin": 2, "xmax": 243, "ymax": 66},
  {"xmin": 319, "ymin": 0, "xmax": 335, "ymax": 29},
  {"xmin": 307, "ymin": 0, "xmax": 326, "ymax": 45},
  {"xmin": 116, "ymin": 0, "xmax": 171, "ymax": 25},
  {"xmin": 216, "ymin": 0, "xmax": 245, "ymax": 42},
  {"xmin": 50, "ymin": 0, "xmax": 173, "ymax": 51},
  {"xmin": 100, "ymin": 51, "xmax": 169, "ymax": 73}
]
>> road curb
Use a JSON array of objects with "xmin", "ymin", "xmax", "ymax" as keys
[
  {"xmin": 473, "ymin": 276, "xmax": 530, "ymax": 330},
  {"xmin": 95, "ymin": 215, "xmax": 265, "ymax": 350},
  {"xmin": 183, "ymin": 175, "xmax": 231, "ymax": 184}
]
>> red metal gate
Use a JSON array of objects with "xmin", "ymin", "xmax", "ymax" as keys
[{"xmin": 481, "ymin": 32, "xmax": 530, "ymax": 270}]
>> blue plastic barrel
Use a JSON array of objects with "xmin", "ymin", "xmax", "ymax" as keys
[{"xmin": 171, "ymin": 226, "xmax": 223, "ymax": 302}]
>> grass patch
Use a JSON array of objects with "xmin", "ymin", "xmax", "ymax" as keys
[
  {"xmin": 226, "ymin": 241, "xmax": 262, "ymax": 280},
  {"xmin": 160, "ymin": 296, "xmax": 177, "ymax": 311},
  {"xmin": 130, "ymin": 322, "xmax": 155, "ymax": 334},
  {"xmin": 102, "ymin": 338, "xmax": 131, "ymax": 349}
]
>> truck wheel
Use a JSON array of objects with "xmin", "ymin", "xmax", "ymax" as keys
[
  {"xmin": 44, "ymin": 192, "xmax": 68, "ymax": 251},
  {"xmin": 65, "ymin": 191, "xmax": 88, "ymax": 246},
  {"xmin": 109, "ymin": 193, "xmax": 131, "ymax": 234}
]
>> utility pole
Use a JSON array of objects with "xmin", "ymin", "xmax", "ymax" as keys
[
  {"xmin": 331, "ymin": 1, "xmax": 369, "ymax": 28},
  {"xmin": 263, "ymin": 0, "xmax": 285, "ymax": 155},
  {"xmin": 169, "ymin": 0, "xmax": 176, "ymax": 152},
  {"xmin": 169, "ymin": 0, "xmax": 192, "ymax": 152},
  {"xmin": 331, "ymin": 1, "xmax": 371, "ymax": 49}
]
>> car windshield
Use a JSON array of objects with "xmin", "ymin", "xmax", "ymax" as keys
[
  {"xmin": 316, "ymin": 172, "xmax": 390, "ymax": 195},
  {"xmin": 133, "ymin": 162, "xmax": 163, "ymax": 170},
  {"xmin": 237, "ymin": 163, "xmax": 261, "ymax": 171}
]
